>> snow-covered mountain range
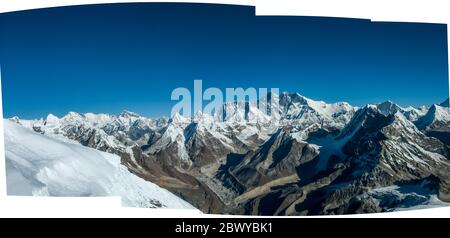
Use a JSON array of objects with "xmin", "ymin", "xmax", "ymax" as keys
[{"xmin": 6, "ymin": 93, "xmax": 450, "ymax": 215}]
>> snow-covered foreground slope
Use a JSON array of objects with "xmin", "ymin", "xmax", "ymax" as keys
[{"xmin": 4, "ymin": 120, "xmax": 196, "ymax": 210}]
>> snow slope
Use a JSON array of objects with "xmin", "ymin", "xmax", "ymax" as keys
[
  {"xmin": 4, "ymin": 120, "xmax": 195, "ymax": 209},
  {"xmin": 364, "ymin": 185, "xmax": 450, "ymax": 212}
]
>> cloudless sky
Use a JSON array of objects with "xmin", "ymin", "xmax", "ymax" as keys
[{"xmin": 0, "ymin": 3, "xmax": 448, "ymax": 118}]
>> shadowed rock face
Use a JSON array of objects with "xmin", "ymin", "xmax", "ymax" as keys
[
  {"xmin": 239, "ymin": 109, "xmax": 450, "ymax": 215},
  {"xmin": 18, "ymin": 95, "xmax": 450, "ymax": 214}
]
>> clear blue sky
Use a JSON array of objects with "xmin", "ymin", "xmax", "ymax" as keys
[{"xmin": 0, "ymin": 3, "xmax": 448, "ymax": 118}]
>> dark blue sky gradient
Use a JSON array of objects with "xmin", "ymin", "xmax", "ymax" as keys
[{"xmin": 0, "ymin": 3, "xmax": 448, "ymax": 118}]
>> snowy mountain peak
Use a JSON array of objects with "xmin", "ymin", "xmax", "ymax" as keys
[
  {"xmin": 9, "ymin": 116, "xmax": 20, "ymax": 124},
  {"xmin": 280, "ymin": 92, "xmax": 352, "ymax": 111},
  {"xmin": 280, "ymin": 92, "xmax": 309, "ymax": 106},
  {"xmin": 119, "ymin": 110, "xmax": 141, "ymax": 118},
  {"xmin": 278, "ymin": 92, "xmax": 356, "ymax": 130},
  {"xmin": 337, "ymin": 104, "xmax": 384, "ymax": 138},
  {"xmin": 46, "ymin": 114, "xmax": 60, "ymax": 123},
  {"xmin": 372, "ymin": 101, "xmax": 428, "ymax": 122},
  {"xmin": 193, "ymin": 111, "xmax": 215, "ymax": 124},
  {"xmin": 170, "ymin": 112, "xmax": 191, "ymax": 125},
  {"xmin": 419, "ymin": 105, "xmax": 429, "ymax": 111},
  {"xmin": 431, "ymin": 104, "xmax": 450, "ymax": 121},
  {"xmin": 62, "ymin": 111, "xmax": 84, "ymax": 122},
  {"xmin": 376, "ymin": 100, "xmax": 403, "ymax": 116},
  {"xmin": 415, "ymin": 104, "xmax": 450, "ymax": 130},
  {"xmin": 392, "ymin": 110, "xmax": 414, "ymax": 127}
]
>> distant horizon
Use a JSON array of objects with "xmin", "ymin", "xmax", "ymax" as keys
[
  {"xmin": 1, "ymin": 3, "xmax": 448, "ymax": 119},
  {"xmin": 7, "ymin": 91, "xmax": 449, "ymax": 120}
]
